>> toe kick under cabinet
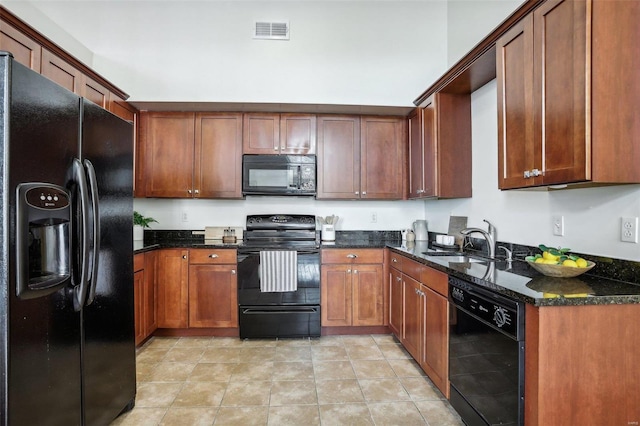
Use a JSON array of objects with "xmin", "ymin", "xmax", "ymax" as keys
[{"xmin": 388, "ymin": 250, "xmax": 450, "ymax": 397}]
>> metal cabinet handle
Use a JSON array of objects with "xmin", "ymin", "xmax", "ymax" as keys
[
  {"xmin": 187, "ymin": 189, "xmax": 193, "ymax": 194},
  {"xmin": 416, "ymin": 189, "xmax": 424, "ymax": 194},
  {"xmin": 392, "ymin": 258, "xmax": 398, "ymax": 263},
  {"xmin": 347, "ymin": 269, "xmax": 352, "ymax": 273},
  {"xmin": 209, "ymin": 254, "xmax": 219, "ymax": 258},
  {"xmin": 194, "ymin": 189, "xmax": 200, "ymax": 194},
  {"xmin": 353, "ymin": 269, "xmax": 358, "ymax": 274},
  {"xmin": 231, "ymin": 270, "xmax": 236, "ymax": 275},
  {"xmin": 274, "ymin": 146, "xmax": 279, "ymax": 150},
  {"xmin": 362, "ymin": 191, "xmax": 366, "ymax": 196},
  {"xmin": 182, "ymin": 255, "xmax": 187, "ymax": 259},
  {"xmin": 396, "ymin": 276, "xmax": 402, "ymax": 282},
  {"xmin": 346, "ymin": 254, "xmax": 358, "ymax": 259},
  {"xmin": 532, "ymin": 168, "xmax": 541, "ymax": 177},
  {"xmin": 523, "ymin": 170, "xmax": 530, "ymax": 178},
  {"xmin": 355, "ymin": 191, "xmax": 360, "ymax": 195}
]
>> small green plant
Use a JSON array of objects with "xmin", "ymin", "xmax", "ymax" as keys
[{"xmin": 133, "ymin": 211, "xmax": 158, "ymax": 228}]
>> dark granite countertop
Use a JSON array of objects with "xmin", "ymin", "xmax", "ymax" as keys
[
  {"xmin": 389, "ymin": 242, "xmax": 640, "ymax": 307},
  {"xmin": 134, "ymin": 230, "xmax": 640, "ymax": 307}
]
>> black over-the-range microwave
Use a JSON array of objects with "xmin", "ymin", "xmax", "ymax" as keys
[{"xmin": 242, "ymin": 154, "xmax": 316, "ymax": 196}]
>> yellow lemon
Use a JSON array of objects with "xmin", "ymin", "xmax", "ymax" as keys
[
  {"xmin": 544, "ymin": 259, "xmax": 559, "ymax": 265},
  {"xmin": 562, "ymin": 259, "xmax": 578, "ymax": 267},
  {"xmin": 535, "ymin": 257, "xmax": 545, "ymax": 263},
  {"xmin": 542, "ymin": 251, "xmax": 559, "ymax": 261},
  {"xmin": 576, "ymin": 258, "xmax": 588, "ymax": 268}
]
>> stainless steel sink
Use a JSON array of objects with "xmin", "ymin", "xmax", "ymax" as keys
[
  {"xmin": 425, "ymin": 255, "xmax": 484, "ymax": 263},
  {"xmin": 421, "ymin": 252, "xmax": 498, "ymax": 263}
]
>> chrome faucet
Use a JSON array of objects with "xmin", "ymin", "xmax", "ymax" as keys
[{"xmin": 461, "ymin": 219, "xmax": 496, "ymax": 258}]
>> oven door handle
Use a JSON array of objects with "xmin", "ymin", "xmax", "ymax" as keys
[
  {"xmin": 239, "ymin": 249, "xmax": 319, "ymax": 255},
  {"xmin": 241, "ymin": 307, "xmax": 319, "ymax": 314}
]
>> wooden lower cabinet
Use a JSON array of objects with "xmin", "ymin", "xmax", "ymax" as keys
[
  {"xmin": 155, "ymin": 248, "xmax": 238, "ymax": 330},
  {"xmin": 388, "ymin": 266, "xmax": 403, "ymax": 337},
  {"xmin": 321, "ymin": 249, "xmax": 385, "ymax": 327},
  {"xmin": 387, "ymin": 250, "xmax": 450, "ymax": 397},
  {"xmin": 134, "ymin": 252, "xmax": 158, "ymax": 346},
  {"xmin": 156, "ymin": 249, "xmax": 190, "ymax": 328},
  {"xmin": 188, "ymin": 253, "xmax": 238, "ymax": 328}
]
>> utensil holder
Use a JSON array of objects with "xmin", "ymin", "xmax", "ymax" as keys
[{"xmin": 321, "ymin": 224, "xmax": 335, "ymax": 241}]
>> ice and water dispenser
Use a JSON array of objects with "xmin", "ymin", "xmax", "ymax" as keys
[{"xmin": 16, "ymin": 183, "xmax": 71, "ymax": 299}]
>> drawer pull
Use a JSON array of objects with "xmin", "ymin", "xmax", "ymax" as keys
[
  {"xmin": 353, "ymin": 269, "xmax": 358, "ymax": 274},
  {"xmin": 231, "ymin": 270, "xmax": 236, "ymax": 275},
  {"xmin": 346, "ymin": 254, "xmax": 358, "ymax": 259},
  {"xmin": 392, "ymin": 258, "xmax": 398, "ymax": 263},
  {"xmin": 182, "ymin": 255, "xmax": 187, "ymax": 259},
  {"xmin": 396, "ymin": 276, "xmax": 402, "ymax": 282},
  {"xmin": 209, "ymin": 254, "xmax": 219, "ymax": 258}
]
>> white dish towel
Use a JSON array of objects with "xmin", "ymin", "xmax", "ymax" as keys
[{"xmin": 259, "ymin": 250, "xmax": 298, "ymax": 292}]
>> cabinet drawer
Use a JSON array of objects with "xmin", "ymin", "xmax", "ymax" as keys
[
  {"xmin": 322, "ymin": 248, "xmax": 383, "ymax": 264},
  {"xmin": 389, "ymin": 253, "xmax": 403, "ymax": 270},
  {"xmin": 189, "ymin": 249, "xmax": 236, "ymax": 264},
  {"xmin": 421, "ymin": 266, "xmax": 448, "ymax": 297},
  {"xmin": 134, "ymin": 253, "xmax": 145, "ymax": 272},
  {"xmin": 402, "ymin": 258, "xmax": 424, "ymax": 281}
]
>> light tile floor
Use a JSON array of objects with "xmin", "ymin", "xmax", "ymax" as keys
[{"xmin": 111, "ymin": 334, "xmax": 464, "ymax": 426}]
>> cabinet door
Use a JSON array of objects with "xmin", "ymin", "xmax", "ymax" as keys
[
  {"xmin": 156, "ymin": 249, "xmax": 189, "ymax": 328},
  {"xmin": 360, "ymin": 116, "xmax": 405, "ymax": 199},
  {"xmin": 242, "ymin": 113, "xmax": 280, "ymax": 154},
  {"xmin": 421, "ymin": 100, "xmax": 437, "ymax": 198},
  {"xmin": 321, "ymin": 264, "xmax": 352, "ymax": 326},
  {"xmin": 280, "ymin": 114, "xmax": 316, "ymax": 154},
  {"xmin": 408, "ymin": 108, "xmax": 425, "ymax": 199},
  {"xmin": 133, "ymin": 269, "xmax": 145, "ymax": 346},
  {"xmin": 144, "ymin": 251, "xmax": 158, "ymax": 335},
  {"xmin": 140, "ymin": 112, "xmax": 195, "ymax": 197},
  {"xmin": 316, "ymin": 115, "xmax": 360, "ymax": 199},
  {"xmin": 0, "ymin": 19, "xmax": 41, "ymax": 71},
  {"xmin": 534, "ymin": 0, "xmax": 588, "ymax": 185},
  {"xmin": 188, "ymin": 264, "xmax": 238, "ymax": 328},
  {"xmin": 81, "ymin": 75, "xmax": 109, "ymax": 109},
  {"xmin": 352, "ymin": 264, "xmax": 384, "ymax": 326},
  {"xmin": 41, "ymin": 48, "xmax": 82, "ymax": 93},
  {"xmin": 497, "ymin": 15, "xmax": 536, "ymax": 189},
  {"xmin": 389, "ymin": 267, "xmax": 403, "ymax": 338},
  {"xmin": 402, "ymin": 275, "xmax": 422, "ymax": 361},
  {"xmin": 195, "ymin": 113, "xmax": 243, "ymax": 198},
  {"xmin": 420, "ymin": 285, "xmax": 449, "ymax": 398}
]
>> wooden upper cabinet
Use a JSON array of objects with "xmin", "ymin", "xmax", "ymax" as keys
[
  {"xmin": 139, "ymin": 111, "xmax": 242, "ymax": 199},
  {"xmin": 140, "ymin": 112, "xmax": 195, "ymax": 197},
  {"xmin": 317, "ymin": 115, "xmax": 406, "ymax": 200},
  {"xmin": 195, "ymin": 113, "xmax": 243, "ymax": 198},
  {"xmin": 317, "ymin": 115, "xmax": 360, "ymax": 199},
  {"xmin": 41, "ymin": 48, "xmax": 82, "ymax": 93},
  {"xmin": 497, "ymin": 0, "xmax": 640, "ymax": 189},
  {"xmin": 81, "ymin": 75, "xmax": 110, "ymax": 109},
  {"xmin": 0, "ymin": 19, "xmax": 41, "ymax": 71},
  {"xmin": 360, "ymin": 116, "xmax": 406, "ymax": 199},
  {"xmin": 409, "ymin": 93, "xmax": 471, "ymax": 199},
  {"xmin": 243, "ymin": 113, "xmax": 316, "ymax": 154}
]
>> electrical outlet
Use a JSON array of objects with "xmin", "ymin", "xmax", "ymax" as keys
[
  {"xmin": 552, "ymin": 215, "xmax": 564, "ymax": 236},
  {"xmin": 621, "ymin": 216, "xmax": 638, "ymax": 243},
  {"xmin": 370, "ymin": 212, "xmax": 377, "ymax": 223},
  {"xmin": 181, "ymin": 210, "xmax": 189, "ymax": 222}
]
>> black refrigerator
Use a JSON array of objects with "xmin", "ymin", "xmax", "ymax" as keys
[{"xmin": 0, "ymin": 52, "xmax": 136, "ymax": 425}]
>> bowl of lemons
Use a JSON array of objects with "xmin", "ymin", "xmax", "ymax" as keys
[{"xmin": 525, "ymin": 245, "xmax": 595, "ymax": 278}]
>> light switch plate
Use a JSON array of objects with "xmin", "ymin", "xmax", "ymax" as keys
[{"xmin": 552, "ymin": 215, "xmax": 564, "ymax": 236}]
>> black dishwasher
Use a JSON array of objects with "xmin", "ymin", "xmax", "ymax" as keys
[{"xmin": 448, "ymin": 276, "xmax": 525, "ymax": 426}]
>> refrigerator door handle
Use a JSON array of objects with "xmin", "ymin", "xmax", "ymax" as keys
[
  {"xmin": 72, "ymin": 158, "xmax": 91, "ymax": 312},
  {"xmin": 84, "ymin": 159, "xmax": 100, "ymax": 306}
]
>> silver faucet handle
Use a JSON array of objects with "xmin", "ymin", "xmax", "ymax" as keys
[
  {"xmin": 483, "ymin": 219, "xmax": 496, "ymax": 234},
  {"xmin": 498, "ymin": 246, "xmax": 512, "ymax": 261}
]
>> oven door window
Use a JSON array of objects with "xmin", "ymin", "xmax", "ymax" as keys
[
  {"xmin": 449, "ymin": 306, "xmax": 521, "ymax": 425},
  {"xmin": 248, "ymin": 167, "xmax": 296, "ymax": 189}
]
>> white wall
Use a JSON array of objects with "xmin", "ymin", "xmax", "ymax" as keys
[
  {"xmin": 134, "ymin": 197, "xmax": 426, "ymax": 233},
  {"xmin": 446, "ymin": 0, "xmax": 523, "ymax": 66},
  {"xmin": 424, "ymin": 80, "xmax": 640, "ymax": 261},
  {"xmin": 6, "ymin": 0, "xmax": 448, "ymax": 106}
]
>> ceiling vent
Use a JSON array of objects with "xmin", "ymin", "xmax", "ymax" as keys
[{"xmin": 254, "ymin": 21, "xmax": 290, "ymax": 40}]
